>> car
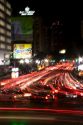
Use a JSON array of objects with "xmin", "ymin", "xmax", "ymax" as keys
[
  {"xmin": 66, "ymin": 93, "xmax": 78, "ymax": 98},
  {"xmin": 30, "ymin": 91, "xmax": 54, "ymax": 102},
  {"xmin": 13, "ymin": 93, "xmax": 32, "ymax": 101}
]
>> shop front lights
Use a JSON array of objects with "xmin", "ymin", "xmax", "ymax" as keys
[
  {"xmin": 44, "ymin": 59, "xmax": 49, "ymax": 63},
  {"xmin": 35, "ymin": 60, "xmax": 40, "ymax": 64},
  {"xmin": 25, "ymin": 59, "xmax": 29, "ymax": 64},
  {"xmin": 78, "ymin": 57, "xmax": 83, "ymax": 63},
  {"xmin": 19, "ymin": 59, "xmax": 24, "ymax": 64}
]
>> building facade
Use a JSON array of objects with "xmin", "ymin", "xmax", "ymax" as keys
[
  {"xmin": 0, "ymin": 0, "xmax": 11, "ymax": 65},
  {"xmin": 33, "ymin": 16, "xmax": 49, "ymax": 55},
  {"xmin": 33, "ymin": 16, "xmax": 64, "ymax": 56}
]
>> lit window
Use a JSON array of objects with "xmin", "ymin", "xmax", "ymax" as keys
[
  {"xmin": 0, "ymin": 0, "xmax": 4, "ymax": 3},
  {"xmin": 6, "ymin": 24, "xmax": 11, "ymax": 30},
  {"xmin": 0, "ymin": 36, "xmax": 5, "ymax": 42},
  {"xmin": 0, "ymin": 20, "xmax": 5, "ymax": 26},
  {"xmin": 6, "ymin": 2, "xmax": 11, "ymax": 9},
  {"xmin": 6, "ymin": 38, "xmax": 11, "ymax": 43},
  {"xmin": 0, "ymin": 11, "xmax": 5, "ymax": 18},
  {"xmin": 0, "ymin": 43, "xmax": 5, "ymax": 49},
  {"xmin": 7, "ymin": 45, "xmax": 11, "ymax": 50},
  {"xmin": 6, "ymin": 31, "xmax": 11, "ymax": 36},
  {"xmin": 6, "ymin": 9, "xmax": 11, "ymax": 16},
  {"xmin": 0, "ymin": 3, "xmax": 4, "ymax": 11},
  {"xmin": 0, "ymin": 28, "xmax": 5, "ymax": 34}
]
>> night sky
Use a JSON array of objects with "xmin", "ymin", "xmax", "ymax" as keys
[
  {"xmin": 7, "ymin": 0, "xmax": 83, "ymax": 54},
  {"xmin": 7, "ymin": 0, "xmax": 82, "ymax": 17}
]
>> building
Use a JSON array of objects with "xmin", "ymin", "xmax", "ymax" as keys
[
  {"xmin": 33, "ymin": 16, "xmax": 49, "ymax": 55},
  {"xmin": 0, "ymin": 0, "xmax": 11, "ymax": 65},
  {"xmin": 33, "ymin": 16, "xmax": 64, "ymax": 56},
  {"xmin": 49, "ymin": 19, "xmax": 64, "ymax": 52}
]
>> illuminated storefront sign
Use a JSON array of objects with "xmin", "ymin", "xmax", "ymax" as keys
[
  {"xmin": 19, "ymin": 6, "xmax": 35, "ymax": 16},
  {"xmin": 13, "ymin": 44, "xmax": 32, "ymax": 59}
]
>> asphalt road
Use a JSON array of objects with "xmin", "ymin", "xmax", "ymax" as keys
[
  {"xmin": 0, "ymin": 96, "xmax": 83, "ymax": 125},
  {"xmin": 0, "ymin": 63, "xmax": 83, "ymax": 124},
  {"xmin": 0, "ymin": 108, "xmax": 83, "ymax": 125},
  {"xmin": 0, "ymin": 97, "xmax": 83, "ymax": 109}
]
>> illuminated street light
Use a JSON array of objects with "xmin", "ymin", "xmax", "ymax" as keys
[{"xmin": 59, "ymin": 49, "xmax": 66, "ymax": 54}]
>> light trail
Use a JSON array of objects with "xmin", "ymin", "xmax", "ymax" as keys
[
  {"xmin": 0, "ymin": 61, "xmax": 83, "ymax": 100},
  {"xmin": 0, "ymin": 116, "xmax": 55, "ymax": 121},
  {"xmin": 20, "ymin": 70, "xmax": 53, "ymax": 90},
  {"xmin": 0, "ymin": 107, "xmax": 83, "ymax": 116}
]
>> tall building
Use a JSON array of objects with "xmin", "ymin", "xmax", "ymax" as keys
[
  {"xmin": 33, "ymin": 16, "xmax": 49, "ymax": 55},
  {"xmin": 49, "ymin": 19, "xmax": 64, "ymax": 52},
  {"xmin": 0, "ymin": 0, "xmax": 11, "ymax": 65},
  {"xmin": 33, "ymin": 16, "xmax": 64, "ymax": 56}
]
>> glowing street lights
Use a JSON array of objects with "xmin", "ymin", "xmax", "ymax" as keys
[{"xmin": 59, "ymin": 49, "xmax": 66, "ymax": 54}]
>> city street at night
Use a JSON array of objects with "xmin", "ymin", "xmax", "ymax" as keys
[
  {"xmin": 0, "ymin": 105, "xmax": 83, "ymax": 125},
  {"xmin": 0, "ymin": 0, "xmax": 83, "ymax": 124},
  {"xmin": 0, "ymin": 62, "xmax": 83, "ymax": 124}
]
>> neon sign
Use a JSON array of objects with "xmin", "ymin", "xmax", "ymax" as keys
[{"xmin": 19, "ymin": 6, "xmax": 35, "ymax": 16}]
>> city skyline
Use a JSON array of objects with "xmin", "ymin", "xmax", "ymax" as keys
[{"xmin": 7, "ymin": 0, "xmax": 83, "ymax": 57}]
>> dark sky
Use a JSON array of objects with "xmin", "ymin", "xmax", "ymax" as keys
[
  {"xmin": 7, "ymin": 0, "xmax": 82, "ymax": 27},
  {"xmin": 7, "ymin": 0, "xmax": 82, "ymax": 17},
  {"xmin": 7, "ymin": 0, "xmax": 83, "ymax": 48}
]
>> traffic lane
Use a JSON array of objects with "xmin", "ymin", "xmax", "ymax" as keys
[
  {"xmin": 0, "ymin": 120, "xmax": 83, "ymax": 125},
  {"xmin": 20, "ymin": 70, "xmax": 60, "ymax": 90},
  {"xmin": 0, "ymin": 109, "xmax": 83, "ymax": 125},
  {"xmin": 1, "ymin": 69, "xmax": 70, "ymax": 91},
  {"xmin": 1, "ymin": 97, "xmax": 83, "ymax": 110},
  {"xmin": 1, "ymin": 70, "xmax": 46, "ymax": 89}
]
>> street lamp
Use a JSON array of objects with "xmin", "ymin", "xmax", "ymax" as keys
[{"xmin": 59, "ymin": 49, "xmax": 66, "ymax": 54}]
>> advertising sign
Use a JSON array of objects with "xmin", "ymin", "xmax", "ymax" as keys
[
  {"xmin": 13, "ymin": 44, "xmax": 32, "ymax": 59},
  {"xmin": 11, "ymin": 16, "xmax": 33, "ymax": 41}
]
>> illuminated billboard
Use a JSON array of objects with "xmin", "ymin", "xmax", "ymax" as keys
[
  {"xmin": 11, "ymin": 16, "xmax": 33, "ymax": 42},
  {"xmin": 13, "ymin": 44, "xmax": 32, "ymax": 59}
]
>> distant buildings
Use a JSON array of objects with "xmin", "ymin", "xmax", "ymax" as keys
[
  {"xmin": 33, "ymin": 16, "xmax": 48, "ymax": 55},
  {"xmin": 0, "ymin": 0, "xmax": 11, "ymax": 65},
  {"xmin": 33, "ymin": 16, "xmax": 64, "ymax": 56},
  {"xmin": 33, "ymin": 16, "xmax": 82, "ymax": 59}
]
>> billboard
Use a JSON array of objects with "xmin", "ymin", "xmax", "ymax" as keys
[
  {"xmin": 13, "ymin": 44, "xmax": 32, "ymax": 59},
  {"xmin": 11, "ymin": 16, "xmax": 33, "ymax": 42}
]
